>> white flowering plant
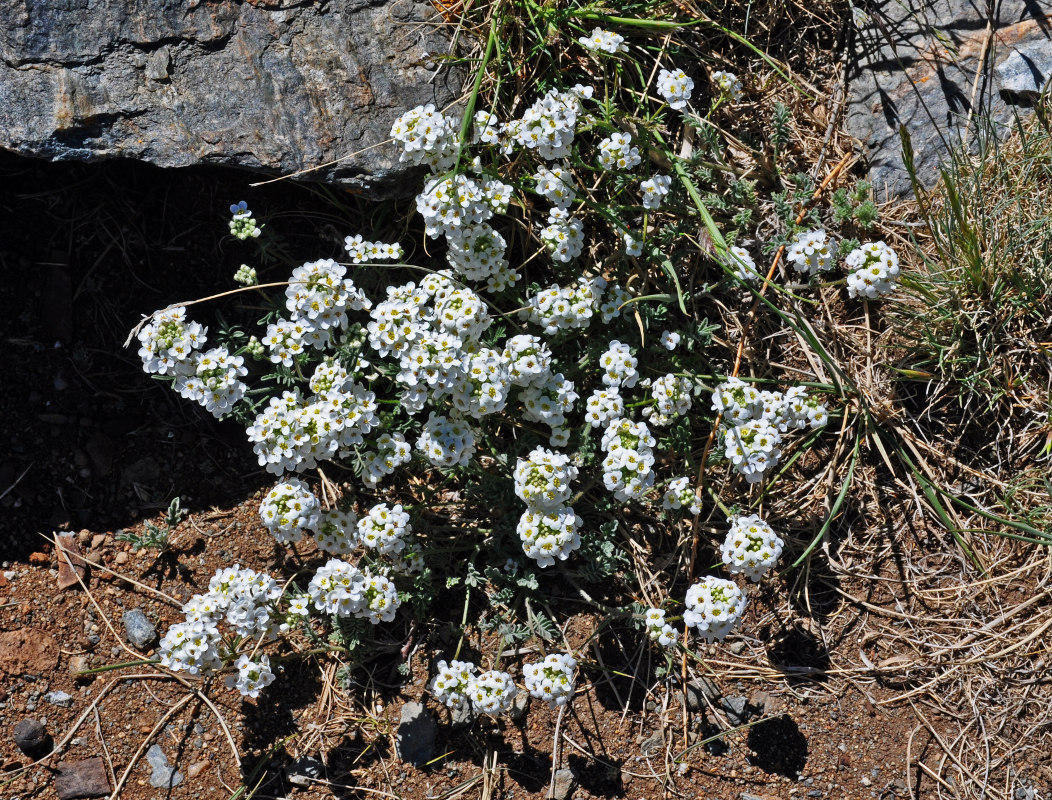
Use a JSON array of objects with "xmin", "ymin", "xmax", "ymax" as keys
[{"xmin": 123, "ymin": 4, "xmax": 901, "ymax": 761}]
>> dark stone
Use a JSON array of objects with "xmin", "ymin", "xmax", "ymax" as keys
[
  {"xmin": 685, "ymin": 677, "xmax": 720, "ymax": 711},
  {"xmin": 0, "ymin": 0, "xmax": 463, "ymax": 198},
  {"xmin": 122, "ymin": 608, "xmax": 157, "ymax": 650},
  {"xmin": 720, "ymin": 695, "xmax": 750, "ymax": 727},
  {"xmin": 13, "ymin": 718, "xmax": 51, "ymax": 757},
  {"xmin": 396, "ymin": 701, "xmax": 437, "ymax": 766},
  {"xmin": 55, "ymin": 757, "xmax": 111, "ymax": 799},
  {"xmin": 846, "ymin": 0, "xmax": 1052, "ymax": 199},
  {"xmin": 286, "ymin": 756, "xmax": 324, "ymax": 786}
]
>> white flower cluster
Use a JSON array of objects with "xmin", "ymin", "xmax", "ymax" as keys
[
  {"xmin": 430, "ymin": 659, "xmax": 476, "ymax": 710},
  {"xmin": 598, "ymin": 340, "xmax": 639, "ymax": 388},
  {"xmin": 226, "ymin": 654, "xmax": 275, "ymax": 699},
  {"xmin": 503, "ymin": 87, "xmax": 590, "ymax": 160},
  {"xmin": 390, "ymin": 104, "xmax": 459, "ymax": 171},
  {"xmin": 234, "ymin": 264, "xmax": 258, "ymax": 286},
  {"xmin": 315, "ymin": 508, "xmax": 358, "ymax": 555},
  {"xmin": 357, "ymin": 502, "xmax": 411, "ymax": 556},
  {"xmin": 344, "ymin": 234, "xmax": 405, "ymax": 265},
  {"xmin": 307, "ymin": 558, "xmax": 400, "ymax": 624},
  {"xmin": 360, "ymin": 432, "xmax": 413, "ymax": 487},
  {"xmin": 247, "ymin": 381, "xmax": 379, "ymax": 475},
  {"xmin": 417, "ymin": 413, "xmax": 476, "ymax": 468},
  {"xmin": 597, "ymin": 132, "xmax": 641, "ymax": 171},
  {"xmin": 643, "ymin": 373, "xmax": 693, "ymax": 426},
  {"xmin": 520, "ymin": 373, "xmax": 578, "ymax": 446},
  {"xmin": 137, "ymin": 306, "xmax": 207, "ymax": 376},
  {"xmin": 726, "ymin": 245, "xmax": 761, "ymax": 283},
  {"xmin": 522, "ymin": 276, "xmax": 607, "ymax": 335},
  {"xmin": 159, "ymin": 565, "xmax": 284, "ymax": 693},
  {"xmin": 467, "ymin": 669, "xmax": 519, "ymax": 715},
  {"xmin": 710, "ymin": 70, "xmax": 742, "ymax": 103},
  {"xmin": 662, "ymin": 476, "xmax": 701, "ymax": 515},
  {"xmin": 523, "ymin": 653, "xmax": 577, "ymax": 708},
  {"xmin": 644, "ymin": 607, "xmax": 678, "ymax": 647},
  {"xmin": 640, "ymin": 174, "xmax": 672, "ymax": 209},
  {"xmin": 845, "ymin": 241, "xmax": 900, "ymax": 299},
  {"xmin": 683, "ymin": 575, "xmax": 747, "ymax": 642},
  {"xmin": 584, "ymin": 387, "xmax": 624, "ymax": 428},
  {"xmin": 601, "ymin": 418, "xmax": 657, "ymax": 501},
  {"xmin": 259, "ymin": 478, "xmax": 321, "ymax": 543},
  {"xmin": 711, "ymin": 378, "xmax": 828, "ymax": 482},
  {"xmin": 657, "ymin": 68, "xmax": 694, "ymax": 110},
  {"xmin": 534, "ymin": 164, "xmax": 577, "ymax": 208},
  {"xmin": 445, "ymin": 224, "xmax": 520, "ymax": 290},
  {"xmin": 173, "ymin": 346, "xmax": 248, "ymax": 418},
  {"xmin": 229, "ymin": 201, "xmax": 262, "ymax": 240},
  {"xmin": 514, "ymin": 447, "xmax": 578, "ymax": 509},
  {"xmin": 286, "ymin": 258, "xmax": 372, "ymax": 349},
  {"xmin": 786, "ymin": 229, "xmax": 836, "ymax": 276},
  {"xmin": 430, "ymin": 660, "xmax": 519, "ymax": 716},
  {"xmin": 503, "ymin": 334, "xmax": 552, "ymax": 387},
  {"xmin": 578, "ymin": 27, "xmax": 627, "ymax": 54},
  {"xmin": 517, "ymin": 506, "xmax": 583, "ymax": 567},
  {"xmin": 721, "ymin": 513, "xmax": 784, "ymax": 582},
  {"xmin": 540, "ymin": 207, "xmax": 586, "ymax": 263}
]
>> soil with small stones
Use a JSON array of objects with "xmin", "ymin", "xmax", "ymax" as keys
[{"xmin": 0, "ymin": 151, "xmax": 1047, "ymax": 800}]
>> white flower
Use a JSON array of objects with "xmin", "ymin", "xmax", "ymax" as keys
[
  {"xmin": 657, "ymin": 68, "xmax": 694, "ymax": 110},
  {"xmin": 578, "ymin": 28, "xmax": 627, "ymax": 54},
  {"xmin": 259, "ymin": 479, "xmax": 320, "ymax": 544},
  {"xmin": 416, "ymin": 413, "xmax": 476, "ymax": 468},
  {"xmin": 710, "ymin": 70, "xmax": 742, "ymax": 102},
  {"xmin": 683, "ymin": 576, "xmax": 746, "ymax": 642},
  {"xmin": 467, "ymin": 669, "xmax": 518, "ymax": 715},
  {"xmin": 523, "ymin": 653, "xmax": 577, "ymax": 708},
  {"xmin": 137, "ymin": 306, "xmax": 207, "ymax": 376},
  {"xmin": 845, "ymin": 241, "xmax": 900, "ymax": 299},
  {"xmin": 643, "ymin": 373, "xmax": 693, "ymax": 427},
  {"xmin": 726, "ymin": 246, "xmax": 761, "ymax": 283},
  {"xmin": 643, "ymin": 608, "xmax": 678, "ymax": 647},
  {"xmin": 315, "ymin": 508, "xmax": 358, "ymax": 556},
  {"xmin": 431, "ymin": 660, "xmax": 477, "ymax": 710},
  {"xmin": 357, "ymin": 502, "xmax": 411, "ymax": 557},
  {"xmin": 660, "ymin": 330, "xmax": 680, "ymax": 350},
  {"xmin": 640, "ymin": 174, "xmax": 672, "ymax": 209},
  {"xmin": 344, "ymin": 234, "xmax": 404, "ymax": 265},
  {"xmin": 786, "ymin": 230, "xmax": 835, "ymax": 276},
  {"xmin": 598, "ymin": 340, "xmax": 639, "ymax": 388},
  {"xmin": 597, "ymin": 132, "xmax": 641, "ymax": 171},
  {"xmin": 721, "ymin": 514, "xmax": 784, "ymax": 582},
  {"xmin": 514, "ymin": 447, "xmax": 578, "ymax": 509},
  {"xmin": 226, "ymin": 654, "xmax": 275, "ymax": 698},
  {"xmin": 390, "ymin": 104, "xmax": 459, "ymax": 172},
  {"xmin": 662, "ymin": 477, "xmax": 701, "ymax": 515},
  {"xmin": 517, "ymin": 505, "xmax": 582, "ymax": 567}
]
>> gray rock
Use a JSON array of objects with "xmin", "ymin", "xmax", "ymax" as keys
[
  {"xmin": 0, "ymin": 0, "xmax": 462, "ymax": 198},
  {"xmin": 728, "ymin": 640, "xmax": 746, "ymax": 655},
  {"xmin": 685, "ymin": 677, "xmax": 720, "ymax": 711},
  {"xmin": 146, "ymin": 744, "xmax": 183, "ymax": 789},
  {"xmin": 12, "ymin": 718, "xmax": 51, "ymax": 756},
  {"xmin": 509, "ymin": 692, "xmax": 529, "ymax": 721},
  {"xmin": 55, "ymin": 757, "xmax": 110, "ymax": 799},
  {"xmin": 45, "ymin": 690, "xmax": 73, "ymax": 708},
  {"xmin": 450, "ymin": 701, "xmax": 474, "ymax": 729},
  {"xmin": 846, "ymin": 0, "xmax": 1052, "ymax": 199},
  {"xmin": 286, "ymin": 756, "xmax": 324, "ymax": 786},
  {"xmin": 122, "ymin": 609, "xmax": 157, "ymax": 650},
  {"xmin": 396, "ymin": 701, "xmax": 437, "ymax": 766},
  {"xmin": 720, "ymin": 695, "xmax": 750, "ymax": 727},
  {"xmin": 996, "ymin": 45, "xmax": 1052, "ymax": 102},
  {"xmin": 640, "ymin": 731, "xmax": 664, "ymax": 757},
  {"xmin": 549, "ymin": 767, "xmax": 576, "ymax": 800}
]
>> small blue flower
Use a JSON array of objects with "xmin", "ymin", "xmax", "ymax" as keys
[{"xmin": 230, "ymin": 200, "xmax": 249, "ymax": 216}]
